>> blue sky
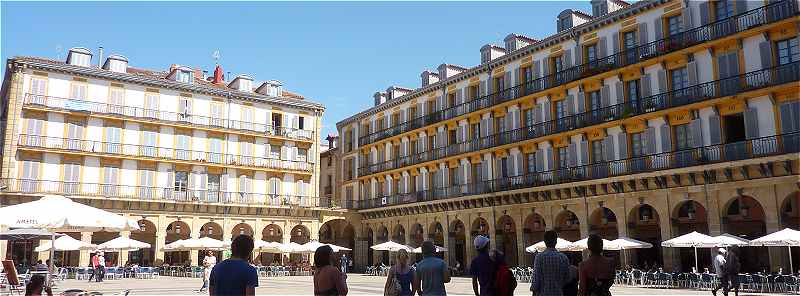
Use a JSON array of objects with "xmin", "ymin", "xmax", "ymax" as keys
[{"xmin": 1, "ymin": 1, "xmax": 590, "ymax": 140}]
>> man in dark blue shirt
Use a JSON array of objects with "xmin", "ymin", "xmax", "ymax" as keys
[
  {"xmin": 470, "ymin": 235, "xmax": 496, "ymax": 296},
  {"xmin": 209, "ymin": 235, "xmax": 258, "ymax": 296}
]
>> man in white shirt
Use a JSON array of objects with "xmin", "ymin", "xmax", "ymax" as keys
[
  {"xmin": 97, "ymin": 251, "xmax": 106, "ymax": 282},
  {"xmin": 712, "ymin": 248, "xmax": 727, "ymax": 296}
]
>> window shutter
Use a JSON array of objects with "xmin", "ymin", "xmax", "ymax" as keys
[
  {"xmin": 615, "ymin": 82, "xmax": 624, "ymax": 104},
  {"xmin": 598, "ymin": 37, "xmax": 608, "ymax": 58},
  {"xmin": 700, "ymin": 2, "xmax": 710, "ymax": 25},
  {"xmin": 718, "ymin": 54, "xmax": 729, "ymax": 79},
  {"xmin": 504, "ymin": 71, "xmax": 512, "ymax": 89},
  {"xmin": 534, "ymin": 105, "xmax": 542, "ymax": 124},
  {"xmin": 513, "ymin": 68, "xmax": 520, "ymax": 87},
  {"xmin": 638, "ymin": 22, "xmax": 648, "ymax": 45},
  {"xmin": 688, "ymin": 61, "xmax": 698, "ymax": 86},
  {"xmin": 566, "ymin": 95, "xmax": 575, "ymax": 116},
  {"xmin": 483, "ymin": 159, "xmax": 491, "ymax": 180},
  {"xmin": 543, "ymin": 59, "xmax": 550, "ymax": 77},
  {"xmin": 189, "ymin": 171, "xmax": 196, "ymax": 190},
  {"xmin": 744, "ymin": 107, "xmax": 759, "ymax": 139},
  {"xmin": 574, "ymin": 44, "xmax": 582, "ymax": 65},
  {"xmin": 535, "ymin": 149, "xmax": 544, "ymax": 172},
  {"xmin": 543, "ymin": 101, "xmax": 552, "ymax": 121},
  {"xmin": 417, "ymin": 102, "xmax": 424, "ymax": 117},
  {"xmin": 480, "ymin": 81, "xmax": 488, "ymax": 96},
  {"xmin": 759, "ymin": 42, "xmax": 773, "ymax": 69},
  {"xmin": 545, "ymin": 147, "xmax": 554, "ymax": 170},
  {"xmin": 780, "ymin": 102, "xmax": 797, "ymax": 133},
  {"xmin": 564, "ymin": 49, "xmax": 573, "ymax": 68},
  {"xmin": 657, "ymin": 69, "xmax": 667, "ymax": 92},
  {"xmin": 617, "ymin": 133, "xmax": 628, "ymax": 159},
  {"xmin": 728, "ymin": 52, "xmax": 740, "ymax": 77},
  {"xmin": 437, "ymin": 130, "xmax": 445, "ymax": 148},
  {"xmin": 568, "ymin": 143, "xmax": 577, "ymax": 167},
  {"xmin": 438, "ymin": 94, "xmax": 445, "ymax": 111},
  {"xmin": 514, "ymin": 154, "xmax": 522, "ymax": 176},
  {"xmin": 480, "ymin": 119, "xmax": 488, "ymax": 137},
  {"xmin": 533, "ymin": 60, "xmax": 541, "ymax": 79},
  {"xmin": 645, "ymin": 127, "xmax": 656, "ymax": 155},
  {"xmin": 580, "ymin": 140, "xmax": 589, "ymax": 165},
  {"xmin": 604, "ymin": 136, "xmax": 614, "ymax": 161},
  {"xmin": 505, "ymin": 114, "xmax": 513, "ymax": 132},
  {"xmin": 642, "ymin": 74, "xmax": 652, "ymax": 97},
  {"xmin": 292, "ymin": 117, "xmax": 299, "ymax": 129},
  {"xmin": 486, "ymin": 78, "xmax": 494, "ymax": 96},
  {"xmin": 442, "ymin": 168, "xmax": 449, "ymax": 188},
  {"xmin": 487, "ymin": 116, "xmax": 494, "ymax": 135},
  {"xmin": 612, "ymin": 32, "xmax": 620, "ymax": 54},
  {"xmin": 660, "ymin": 124, "xmax": 671, "ymax": 152},
  {"xmin": 681, "ymin": 8, "xmax": 693, "ymax": 30},
  {"xmin": 654, "ymin": 19, "xmax": 664, "ymax": 40},
  {"xmin": 690, "ymin": 119, "xmax": 703, "ymax": 147},
  {"xmin": 400, "ymin": 109, "xmax": 406, "ymax": 123},
  {"xmin": 576, "ymin": 92, "xmax": 586, "ymax": 113},
  {"xmin": 601, "ymin": 85, "xmax": 611, "ymax": 107},
  {"xmin": 706, "ymin": 114, "xmax": 721, "ymax": 145}
]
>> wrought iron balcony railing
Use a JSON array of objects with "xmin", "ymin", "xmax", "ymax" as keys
[
  {"xmin": 357, "ymin": 0, "xmax": 798, "ymax": 147},
  {"xmin": 18, "ymin": 134, "xmax": 314, "ymax": 173},
  {"xmin": 357, "ymin": 61, "xmax": 799, "ymax": 176},
  {"xmin": 22, "ymin": 94, "xmax": 315, "ymax": 141},
  {"xmin": 0, "ymin": 178, "xmax": 320, "ymax": 208},
  {"xmin": 354, "ymin": 131, "xmax": 800, "ymax": 209}
]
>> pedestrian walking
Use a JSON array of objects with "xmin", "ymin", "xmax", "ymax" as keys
[
  {"xmin": 578, "ymin": 235, "xmax": 614, "ymax": 296},
  {"xmin": 384, "ymin": 249, "xmax": 414, "ymax": 296},
  {"xmin": 414, "ymin": 241, "xmax": 450, "ymax": 296},
  {"xmin": 313, "ymin": 245, "xmax": 348, "ymax": 296},
  {"xmin": 200, "ymin": 250, "xmax": 217, "ymax": 292},
  {"xmin": 87, "ymin": 253, "xmax": 98, "ymax": 282},
  {"xmin": 723, "ymin": 246, "xmax": 741, "ymax": 296},
  {"xmin": 470, "ymin": 235, "xmax": 496, "ymax": 296},
  {"xmin": 340, "ymin": 254, "xmax": 349, "ymax": 274},
  {"xmin": 530, "ymin": 230, "xmax": 569, "ymax": 296},
  {"xmin": 97, "ymin": 251, "xmax": 106, "ymax": 282},
  {"xmin": 209, "ymin": 235, "xmax": 258, "ymax": 296},
  {"xmin": 492, "ymin": 251, "xmax": 517, "ymax": 296},
  {"xmin": 712, "ymin": 248, "xmax": 727, "ymax": 296}
]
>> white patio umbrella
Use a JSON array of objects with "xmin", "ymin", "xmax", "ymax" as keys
[
  {"xmin": 284, "ymin": 242, "xmax": 306, "ymax": 253},
  {"xmin": 257, "ymin": 241, "xmax": 288, "ymax": 253},
  {"xmin": 370, "ymin": 241, "xmax": 413, "ymax": 252},
  {"xmin": 298, "ymin": 240, "xmax": 352, "ymax": 253},
  {"xmin": 704, "ymin": 233, "xmax": 750, "ymax": 248},
  {"xmin": 412, "ymin": 245, "xmax": 447, "ymax": 253},
  {"xmin": 98, "ymin": 236, "xmax": 151, "ymax": 252},
  {"xmin": 34, "ymin": 235, "xmax": 97, "ymax": 252},
  {"xmin": 749, "ymin": 228, "xmax": 800, "ymax": 274},
  {"xmin": 0, "ymin": 195, "xmax": 139, "ymax": 285},
  {"xmin": 327, "ymin": 244, "xmax": 352, "ymax": 252},
  {"xmin": 163, "ymin": 239, "xmax": 185, "ymax": 251},
  {"xmin": 661, "ymin": 231, "xmax": 715, "ymax": 272},
  {"xmin": 526, "ymin": 238, "xmax": 575, "ymax": 253},
  {"xmin": 608, "ymin": 237, "xmax": 653, "ymax": 251},
  {"xmin": 171, "ymin": 237, "xmax": 226, "ymax": 251},
  {"xmin": 569, "ymin": 237, "xmax": 615, "ymax": 251}
]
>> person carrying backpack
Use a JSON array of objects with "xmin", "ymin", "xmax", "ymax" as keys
[{"xmin": 492, "ymin": 250, "xmax": 517, "ymax": 296}]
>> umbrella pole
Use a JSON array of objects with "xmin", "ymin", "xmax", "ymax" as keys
[
  {"xmin": 48, "ymin": 231, "xmax": 55, "ymax": 287},
  {"xmin": 789, "ymin": 246, "xmax": 794, "ymax": 275},
  {"xmin": 694, "ymin": 247, "xmax": 698, "ymax": 272}
]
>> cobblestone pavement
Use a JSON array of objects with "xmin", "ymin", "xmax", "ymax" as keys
[{"xmin": 50, "ymin": 274, "xmax": 774, "ymax": 296}]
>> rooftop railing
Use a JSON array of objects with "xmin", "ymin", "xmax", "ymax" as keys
[
  {"xmin": 358, "ymin": 61, "xmax": 799, "ymax": 176},
  {"xmin": 358, "ymin": 0, "xmax": 798, "ymax": 147},
  {"xmin": 355, "ymin": 131, "xmax": 800, "ymax": 209},
  {"xmin": 22, "ymin": 95, "xmax": 315, "ymax": 141},
  {"xmin": 18, "ymin": 134, "xmax": 314, "ymax": 173}
]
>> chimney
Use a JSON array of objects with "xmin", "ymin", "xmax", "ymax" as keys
[
  {"xmin": 373, "ymin": 91, "xmax": 388, "ymax": 106},
  {"xmin": 97, "ymin": 47, "xmax": 104, "ymax": 68},
  {"xmin": 421, "ymin": 70, "xmax": 440, "ymax": 87},
  {"xmin": 591, "ymin": 0, "xmax": 609, "ymax": 17},
  {"xmin": 212, "ymin": 65, "xmax": 224, "ymax": 85}
]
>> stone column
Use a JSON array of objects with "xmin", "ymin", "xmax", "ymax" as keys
[
  {"xmin": 658, "ymin": 194, "xmax": 675, "ymax": 271},
  {"xmin": 705, "ymin": 189, "xmax": 723, "ymax": 236},
  {"xmin": 155, "ymin": 231, "xmax": 166, "ymax": 266},
  {"xmin": 118, "ymin": 231, "xmax": 131, "ymax": 266},
  {"xmin": 79, "ymin": 232, "xmax": 93, "ymax": 267},
  {"xmin": 515, "ymin": 211, "xmax": 526, "ymax": 267},
  {"xmin": 465, "ymin": 213, "xmax": 475, "ymax": 270},
  {"xmin": 190, "ymin": 230, "xmax": 200, "ymax": 266}
]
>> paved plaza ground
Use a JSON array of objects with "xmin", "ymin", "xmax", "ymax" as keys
[{"xmin": 47, "ymin": 274, "xmax": 779, "ymax": 296}]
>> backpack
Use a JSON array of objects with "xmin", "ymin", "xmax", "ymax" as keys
[{"xmin": 494, "ymin": 264, "xmax": 517, "ymax": 296}]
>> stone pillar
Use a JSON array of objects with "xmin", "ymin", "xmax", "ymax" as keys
[
  {"xmin": 445, "ymin": 231, "xmax": 455, "ymax": 267},
  {"xmin": 190, "ymin": 229, "xmax": 200, "ymax": 266},
  {"xmin": 118, "ymin": 231, "xmax": 131, "ymax": 266},
  {"xmin": 79, "ymin": 232, "xmax": 93, "ymax": 267},
  {"xmin": 515, "ymin": 212, "xmax": 526, "ymax": 267},
  {"xmin": 705, "ymin": 189, "xmax": 723, "ymax": 236},
  {"xmin": 155, "ymin": 231, "xmax": 166, "ymax": 266},
  {"xmin": 658, "ymin": 197, "xmax": 675, "ymax": 271},
  {"xmin": 465, "ymin": 214, "xmax": 475, "ymax": 270}
]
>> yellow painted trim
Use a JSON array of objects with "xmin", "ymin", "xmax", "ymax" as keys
[
  {"xmin": 668, "ymin": 110, "xmax": 691, "ymax": 126},
  {"xmin": 587, "ymin": 129, "xmax": 606, "ymax": 141},
  {"xmin": 717, "ymin": 98, "xmax": 746, "ymax": 116}
]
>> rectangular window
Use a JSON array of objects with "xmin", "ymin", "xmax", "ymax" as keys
[
  {"xmin": 298, "ymin": 116, "xmax": 305, "ymax": 130},
  {"xmin": 555, "ymin": 100, "xmax": 567, "ymax": 119},
  {"xmin": 500, "ymin": 157, "xmax": 509, "ymax": 178},
  {"xmin": 472, "ymin": 123, "xmax": 480, "ymax": 139},
  {"xmin": 667, "ymin": 15, "xmax": 682, "ymax": 36},
  {"xmin": 30, "ymin": 77, "xmax": 47, "ymax": 95},
  {"xmin": 553, "ymin": 55, "xmax": 564, "ymax": 73},
  {"xmin": 631, "ymin": 132, "xmax": 645, "ymax": 156},
  {"xmin": 557, "ymin": 147, "xmax": 568, "ymax": 168},
  {"xmin": 776, "ymin": 38, "xmax": 800, "ymax": 65},
  {"xmin": 208, "ymin": 174, "xmax": 221, "ymax": 198},
  {"xmin": 70, "ymin": 84, "xmax": 87, "ymax": 100},
  {"xmin": 495, "ymin": 76, "xmax": 506, "ymax": 90},
  {"xmin": 589, "ymin": 91, "xmax": 601, "ymax": 113},
  {"xmin": 63, "ymin": 162, "xmax": 80, "ymax": 183},
  {"xmin": 175, "ymin": 134, "xmax": 191, "ymax": 160},
  {"xmin": 522, "ymin": 67, "xmax": 533, "ymax": 83},
  {"xmin": 526, "ymin": 153, "xmax": 536, "ymax": 173},
  {"xmin": 715, "ymin": 0, "xmax": 734, "ymax": 20},
  {"xmin": 297, "ymin": 148, "xmax": 308, "ymax": 161},
  {"xmin": 671, "ymin": 67, "xmax": 689, "ymax": 90},
  {"xmin": 144, "ymin": 94, "xmax": 159, "ymax": 118},
  {"xmin": 176, "ymin": 70, "xmax": 193, "ymax": 84},
  {"xmin": 109, "ymin": 88, "xmax": 124, "ymax": 114},
  {"xmin": 592, "ymin": 140, "xmax": 605, "ymax": 163},
  {"xmin": 624, "ymin": 31, "xmax": 637, "ymax": 49},
  {"xmin": 142, "ymin": 130, "xmax": 157, "ymax": 158},
  {"xmin": 469, "ymin": 85, "xmax": 479, "ymax": 100},
  {"xmin": 586, "ymin": 44, "xmax": 597, "ymax": 62},
  {"xmin": 102, "ymin": 166, "xmax": 119, "ymax": 185},
  {"xmin": 674, "ymin": 124, "xmax": 690, "ymax": 150},
  {"xmin": 173, "ymin": 171, "xmax": 188, "ymax": 193},
  {"xmin": 26, "ymin": 117, "xmax": 43, "ymax": 136},
  {"xmin": 178, "ymin": 98, "xmax": 192, "ymax": 121},
  {"xmin": 105, "ymin": 126, "xmax": 122, "ymax": 154},
  {"xmin": 524, "ymin": 109, "xmax": 535, "ymax": 127},
  {"xmin": 21, "ymin": 160, "xmax": 39, "ymax": 179},
  {"xmin": 138, "ymin": 169, "xmax": 155, "ymax": 198}
]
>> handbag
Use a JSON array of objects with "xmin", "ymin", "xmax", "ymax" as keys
[{"xmin": 384, "ymin": 268, "xmax": 402, "ymax": 296}]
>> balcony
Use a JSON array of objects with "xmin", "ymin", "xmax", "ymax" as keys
[
  {"xmin": 0, "ymin": 178, "xmax": 320, "ymax": 208},
  {"xmin": 17, "ymin": 135, "xmax": 314, "ymax": 173},
  {"xmin": 355, "ymin": 131, "xmax": 800, "ymax": 209},
  {"xmin": 357, "ymin": 0, "xmax": 798, "ymax": 147},
  {"xmin": 22, "ymin": 95, "xmax": 315, "ymax": 142},
  {"xmin": 357, "ymin": 61, "xmax": 800, "ymax": 176}
]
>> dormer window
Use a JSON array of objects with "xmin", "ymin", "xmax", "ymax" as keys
[
  {"xmin": 256, "ymin": 80, "xmax": 283, "ymax": 97},
  {"xmin": 176, "ymin": 70, "xmax": 193, "ymax": 84},
  {"xmin": 229, "ymin": 75, "xmax": 254, "ymax": 92},
  {"xmin": 240, "ymin": 79, "xmax": 252, "ymax": 92},
  {"xmin": 66, "ymin": 47, "xmax": 92, "ymax": 67},
  {"xmin": 103, "ymin": 54, "xmax": 129, "ymax": 73}
]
